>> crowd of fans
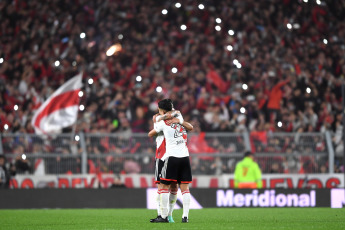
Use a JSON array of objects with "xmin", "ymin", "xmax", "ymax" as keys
[{"xmin": 1, "ymin": 0, "xmax": 345, "ymax": 175}]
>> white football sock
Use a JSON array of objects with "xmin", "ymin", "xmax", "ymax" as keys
[
  {"xmin": 168, "ymin": 189, "xmax": 178, "ymax": 216},
  {"xmin": 182, "ymin": 190, "xmax": 191, "ymax": 218},
  {"xmin": 156, "ymin": 190, "xmax": 161, "ymax": 216},
  {"xmin": 160, "ymin": 189, "xmax": 169, "ymax": 218}
]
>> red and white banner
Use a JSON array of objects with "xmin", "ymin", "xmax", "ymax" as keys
[
  {"xmin": 10, "ymin": 174, "xmax": 344, "ymax": 189},
  {"xmin": 31, "ymin": 73, "xmax": 83, "ymax": 134}
]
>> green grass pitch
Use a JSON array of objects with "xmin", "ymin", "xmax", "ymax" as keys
[{"xmin": 0, "ymin": 208, "xmax": 344, "ymax": 230}]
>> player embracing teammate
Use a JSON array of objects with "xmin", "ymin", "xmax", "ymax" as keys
[{"xmin": 148, "ymin": 99, "xmax": 193, "ymax": 223}]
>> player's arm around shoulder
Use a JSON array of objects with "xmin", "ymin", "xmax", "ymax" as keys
[
  {"xmin": 148, "ymin": 120, "xmax": 164, "ymax": 137},
  {"xmin": 148, "ymin": 129, "xmax": 157, "ymax": 137},
  {"xmin": 149, "ymin": 114, "xmax": 159, "ymax": 137},
  {"xmin": 182, "ymin": 121, "xmax": 193, "ymax": 131},
  {"xmin": 161, "ymin": 112, "xmax": 193, "ymax": 131}
]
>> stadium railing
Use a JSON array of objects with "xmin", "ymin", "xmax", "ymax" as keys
[{"xmin": 0, "ymin": 131, "xmax": 335, "ymax": 175}]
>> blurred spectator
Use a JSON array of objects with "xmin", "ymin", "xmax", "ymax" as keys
[
  {"xmin": 283, "ymin": 147, "xmax": 302, "ymax": 174},
  {"xmin": 0, "ymin": 0, "xmax": 343, "ymax": 136},
  {"xmin": 110, "ymin": 174, "xmax": 126, "ymax": 188},
  {"xmin": 210, "ymin": 157, "xmax": 227, "ymax": 175},
  {"xmin": 1, "ymin": 0, "xmax": 344, "ymax": 174},
  {"xmin": 0, "ymin": 155, "xmax": 16, "ymax": 188},
  {"xmin": 14, "ymin": 154, "xmax": 31, "ymax": 174},
  {"xmin": 270, "ymin": 162, "xmax": 283, "ymax": 174},
  {"xmin": 124, "ymin": 159, "xmax": 141, "ymax": 174}
]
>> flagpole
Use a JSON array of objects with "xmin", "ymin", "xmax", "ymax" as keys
[
  {"xmin": 70, "ymin": 72, "xmax": 82, "ymax": 144},
  {"xmin": 70, "ymin": 120, "xmax": 78, "ymax": 143}
]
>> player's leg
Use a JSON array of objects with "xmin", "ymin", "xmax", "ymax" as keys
[
  {"xmin": 150, "ymin": 159, "xmax": 163, "ymax": 222},
  {"xmin": 180, "ymin": 183, "xmax": 190, "ymax": 223},
  {"xmin": 157, "ymin": 157, "xmax": 178, "ymax": 223},
  {"xmin": 150, "ymin": 183, "xmax": 162, "ymax": 222},
  {"xmin": 156, "ymin": 183, "xmax": 162, "ymax": 217},
  {"xmin": 159, "ymin": 182, "xmax": 170, "ymax": 222},
  {"xmin": 150, "ymin": 183, "xmax": 170, "ymax": 223},
  {"xmin": 167, "ymin": 182, "xmax": 178, "ymax": 223},
  {"xmin": 178, "ymin": 156, "xmax": 192, "ymax": 223}
]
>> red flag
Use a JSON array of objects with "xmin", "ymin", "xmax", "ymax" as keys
[
  {"xmin": 31, "ymin": 73, "xmax": 82, "ymax": 134},
  {"xmin": 207, "ymin": 70, "xmax": 228, "ymax": 93}
]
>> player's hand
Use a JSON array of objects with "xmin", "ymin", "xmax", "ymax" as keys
[
  {"xmin": 166, "ymin": 117, "xmax": 180, "ymax": 125},
  {"xmin": 152, "ymin": 114, "xmax": 159, "ymax": 123}
]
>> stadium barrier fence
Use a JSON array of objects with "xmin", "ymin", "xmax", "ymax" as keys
[
  {"xmin": 9, "ymin": 173, "xmax": 344, "ymax": 189},
  {"xmin": 0, "ymin": 131, "xmax": 337, "ymax": 176}
]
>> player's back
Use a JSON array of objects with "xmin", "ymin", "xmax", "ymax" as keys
[
  {"xmin": 154, "ymin": 118, "xmax": 189, "ymax": 160},
  {"xmin": 235, "ymin": 157, "xmax": 260, "ymax": 182}
]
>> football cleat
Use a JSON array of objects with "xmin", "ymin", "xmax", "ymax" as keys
[
  {"xmin": 152, "ymin": 216, "xmax": 169, "ymax": 223},
  {"xmin": 150, "ymin": 215, "xmax": 161, "ymax": 222},
  {"xmin": 182, "ymin": 217, "xmax": 189, "ymax": 223},
  {"xmin": 168, "ymin": 216, "xmax": 175, "ymax": 223}
]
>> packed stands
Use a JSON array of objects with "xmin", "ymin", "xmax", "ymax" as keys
[{"xmin": 0, "ymin": 0, "xmax": 344, "ymax": 174}]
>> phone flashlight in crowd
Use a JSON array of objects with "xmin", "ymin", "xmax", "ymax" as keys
[
  {"xmin": 156, "ymin": 86, "xmax": 162, "ymax": 93},
  {"xmin": 106, "ymin": 44, "xmax": 122, "ymax": 56},
  {"xmin": 21, "ymin": 154, "xmax": 26, "ymax": 160}
]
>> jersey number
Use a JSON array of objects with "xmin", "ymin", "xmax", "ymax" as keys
[
  {"xmin": 242, "ymin": 167, "xmax": 248, "ymax": 176},
  {"xmin": 171, "ymin": 124, "xmax": 186, "ymax": 140}
]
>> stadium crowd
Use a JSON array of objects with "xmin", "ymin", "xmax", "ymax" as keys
[{"xmin": 0, "ymin": 0, "xmax": 344, "ymax": 175}]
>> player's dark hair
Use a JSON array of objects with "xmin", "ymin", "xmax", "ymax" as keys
[
  {"xmin": 158, "ymin": 99, "xmax": 173, "ymax": 111},
  {"xmin": 244, "ymin": 151, "xmax": 253, "ymax": 158}
]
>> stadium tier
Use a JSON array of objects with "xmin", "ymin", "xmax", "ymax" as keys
[{"xmin": 0, "ymin": 0, "xmax": 344, "ymax": 186}]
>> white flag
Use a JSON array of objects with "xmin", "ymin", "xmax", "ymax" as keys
[{"xmin": 31, "ymin": 73, "xmax": 83, "ymax": 134}]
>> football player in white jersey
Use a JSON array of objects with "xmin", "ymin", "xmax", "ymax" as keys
[
  {"xmin": 148, "ymin": 99, "xmax": 193, "ymax": 223},
  {"xmin": 150, "ymin": 105, "xmax": 193, "ymax": 223}
]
